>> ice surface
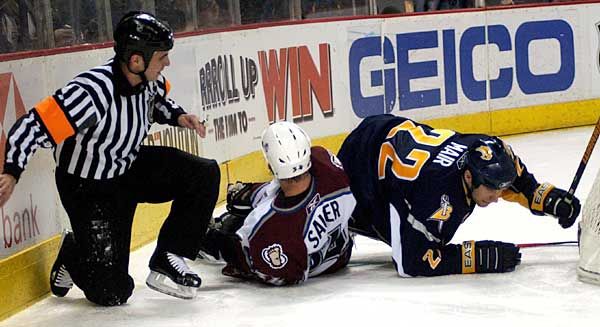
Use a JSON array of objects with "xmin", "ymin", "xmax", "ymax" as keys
[{"xmin": 3, "ymin": 126, "xmax": 600, "ymax": 327}]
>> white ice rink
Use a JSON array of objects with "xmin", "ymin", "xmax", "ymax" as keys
[{"xmin": 3, "ymin": 126, "xmax": 600, "ymax": 327}]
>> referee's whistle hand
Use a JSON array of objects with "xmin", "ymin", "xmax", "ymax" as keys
[
  {"xmin": 0, "ymin": 174, "xmax": 16, "ymax": 207},
  {"xmin": 177, "ymin": 114, "xmax": 206, "ymax": 138}
]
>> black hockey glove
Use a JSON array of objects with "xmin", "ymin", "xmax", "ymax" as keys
[
  {"xmin": 542, "ymin": 187, "xmax": 581, "ymax": 229},
  {"xmin": 213, "ymin": 212, "xmax": 246, "ymax": 234},
  {"xmin": 200, "ymin": 212, "xmax": 246, "ymax": 262},
  {"xmin": 198, "ymin": 227, "xmax": 242, "ymax": 264},
  {"xmin": 461, "ymin": 241, "xmax": 521, "ymax": 274},
  {"xmin": 226, "ymin": 182, "xmax": 255, "ymax": 218}
]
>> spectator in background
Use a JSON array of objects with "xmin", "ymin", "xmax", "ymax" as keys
[
  {"xmin": 418, "ymin": 0, "xmax": 464, "ymax": 11},
  {"xmin": 241, "ymin": 0, "xmax": 262, "ymax": 24},
  {"xmin": 0, "ymin": 12, "xmax": 18, "ymax": 53},
  {"xmin": 428, "ymin": 0, "xmax": 447, "ymax": 10},
  {"xmin": 413, "ymin": 0, "xmax": 427, "ymax": 11},
  {"xmin": 447, "ymin": 0, "xmax": 466, "ymax": 9},
  {"xmin": 156, "ymin": 0, "xmax": 187, "ymax": 31},
  {"xmin": 261, "ymin": 0, "xmax": 275, "ymax": 21},
  {"xmin": 82, "ymin": 19, "xmax": 99, "ymax": 43},
  {"xmin": 54, "ymin": 24, "xmax": 75, "ymax": 47},
  {"xmin": 198, "ymin": 0, "xmax": 227, "ymax": 28},
  {"xmin": 380, "ymin": 5, "xmax": 403, "ymax": 14},
  {"xmin": 303, "ymin": 0, "xmax": 342, "ymax": 18},
  {"xmin": 261, "ymin": 0, "xmax": 288, "ymax": 22},
  {"xmin": 378, "ymin": 0, "xmax": 412, "ymax": 13}
]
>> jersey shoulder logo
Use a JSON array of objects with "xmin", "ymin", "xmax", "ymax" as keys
[
  {"xmin": 429, "ymin": 194, "xmax": 453, "ymax": 222},
  {"xmin": 428, "ymin": 194, "xmax": 453, "ymax": 233},
  {"xmin": 261, "ymin": 244, "xmax": 288, "ymax": 270},
  {"xmin": 306, "ymin": 192, "xmax": 321, "ymax": 215},
  {"xmin": 475, "ymin": 145, "xmax": 493, "ymax": 161}
]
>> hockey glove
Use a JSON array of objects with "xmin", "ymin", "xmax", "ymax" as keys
[
  {"xmin": 546, "ymin": 188, "xmax": 581, "ymax": 229},
  {"xmin": 213, "ymin": 212, "xmax": 246, "ymax": 234},
  {"xmin": 461, "ymin": 241, "xmax": 521, "ymax": 274},
  {"xmin": 226, "ymin": 182, "xmax": 255, "ymax": 217}
]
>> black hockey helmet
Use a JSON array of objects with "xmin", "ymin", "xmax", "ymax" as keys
[
  {"xmin": 113, "ymin": 11, "xmax": 174, "ymax": 67},
  {"xmin": 460, "ymin": 139, "xmax": 517, "ymax": 190}
]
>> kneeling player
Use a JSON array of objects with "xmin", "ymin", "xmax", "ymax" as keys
[
  {"xmin": 338, "ymin": 114, "xmax": 581, "ymax": 277},
  {"xmin": 199, "ymin": 122, "xmax": 356, "ymax": 285}
]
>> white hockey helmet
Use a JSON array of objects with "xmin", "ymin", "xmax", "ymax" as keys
[{"xmin": 261, "ymin": 121, "xmax": 312, "ymax": 179}]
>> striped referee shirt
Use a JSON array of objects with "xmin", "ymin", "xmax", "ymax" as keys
[{"xmin": 3, "ymin": 58, "xmax": 185, "ymax": 180}]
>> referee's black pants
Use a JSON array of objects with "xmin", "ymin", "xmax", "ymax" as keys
[{"xmin": 55, "ymin": 145, "xmax": 220, "ymax": 306}]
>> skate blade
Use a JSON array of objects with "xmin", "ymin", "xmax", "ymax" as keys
[
  {"xmin": 146, "ymin": 271, "xmax": 198, "ymax": 300},
  {"xmin": 577, "ymin": 267, "xmax": 600, "ymax": 286}
]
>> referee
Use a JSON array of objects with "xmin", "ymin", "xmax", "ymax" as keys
[{"xmin": 0, "ymin": 12, "xmax": 220, "ymax": 305}]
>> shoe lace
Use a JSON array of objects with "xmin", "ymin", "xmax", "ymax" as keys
[
  {"xmin": 166, "ymin": 252, "xmax": 194, "ymax": 275},
  {"xmin": 54, "ymin": 265, "xmax": 73, "ymax": 288}
]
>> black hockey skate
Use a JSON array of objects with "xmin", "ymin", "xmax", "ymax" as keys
[
  {"xmin": 146, "ymin": 251, "xmax": 202, "ymax": 299},
  {"xmin": 49, "ymin": 231, "xmax": 75, "ymax": 297}
]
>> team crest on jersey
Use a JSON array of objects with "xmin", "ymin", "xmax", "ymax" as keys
[
  {"xmin": 306, "ymin": 193, "xmax": 321, "ymax": 215},
  {"xmin": 429, "ymin": 194, "xmax": 453, "ymax": 233},
  {"xmin": 475, "ymin": 145, "xmax": 493, "ymax": 161},
  {"xmin": 429, "ymin": 194, "xmax": 453, "ymax": 222},
  {"xmin": 261, "ymin": 244, "xmax": 288, "ymax": 269}
]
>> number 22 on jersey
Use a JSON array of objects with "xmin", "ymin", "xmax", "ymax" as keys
[{"xmin": 378, "ymin": 120, "xmax": 455, "ymax": 180}]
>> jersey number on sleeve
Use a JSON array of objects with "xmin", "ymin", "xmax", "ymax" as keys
[
  {"xmin": 422, "ymin": 248, "xmax": 442, "ymax": 270},
  {"xmin": 378, "ymin": 120, "xmax": 455, "ymax": 180}
]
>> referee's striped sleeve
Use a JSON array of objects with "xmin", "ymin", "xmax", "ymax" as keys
[
  {"xmin": 3, "ymin": 112, "xmax": 52, "ymax": 180},
  {"xmin": 3, "ymin": 82, "xmax": 103, "ymax": 180}
]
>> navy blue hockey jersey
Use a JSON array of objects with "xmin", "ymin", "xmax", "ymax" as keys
[{"xmin": 339, "ymin": 114, "xmax": 543, "ymax": 277}]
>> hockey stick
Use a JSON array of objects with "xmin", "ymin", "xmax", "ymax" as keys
[
  {"xmin": 566, "ymin": 116, "xmax": 600, "ymax": 201},
  {"xmin": 517, "ymin": 241, "xmax": 578, "ymax": 248}
]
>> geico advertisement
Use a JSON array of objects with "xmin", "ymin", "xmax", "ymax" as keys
[{"xmin": 347, "ymin": 9, "xmax": 584, "ymax": 119}]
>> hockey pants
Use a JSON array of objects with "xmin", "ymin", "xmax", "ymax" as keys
[{"xmin": 55, "ymin": 145, "xmax": 220, "ymax": 306}]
